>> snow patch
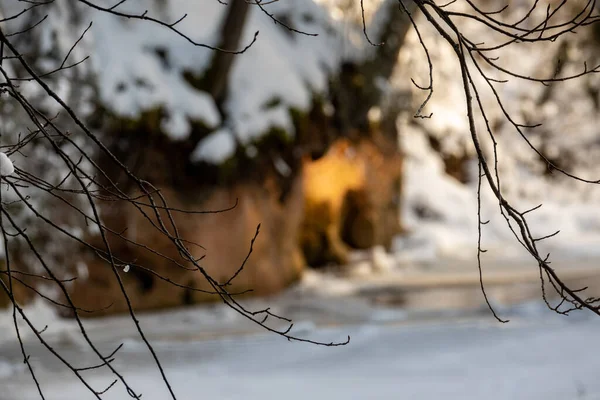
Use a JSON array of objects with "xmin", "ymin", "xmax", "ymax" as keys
[
  {"xmin": 0, "ymin": 152, "xmax": 14, "ymax": 176},
  {"xmin": 191, "ymin": 129, "xmax": 236, "ymax": 164},
  {"xmin": 25, "ymin": 1, "xmax": 341, "ymax": 144},
  {"xmin": 0, "ymin": 299, "xmax": 76, "ymax": 347},
  {"xmin": 0, "ymin": 359, "xmax": 24, "ymax": 379}
]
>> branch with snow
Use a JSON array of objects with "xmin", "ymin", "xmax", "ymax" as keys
[{"xmin": 0, "ymin": 153, "xmax": 14, "ymax": 177}]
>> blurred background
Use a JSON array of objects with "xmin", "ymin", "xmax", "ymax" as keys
[{"xmin": 1, "ymin": 0, "xmax": 600, "ymax": 399}]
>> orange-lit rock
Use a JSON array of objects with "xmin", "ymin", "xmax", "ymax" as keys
[{"xmin": 301, "ymin": 137, "xmax": 402, "ymax": 267}]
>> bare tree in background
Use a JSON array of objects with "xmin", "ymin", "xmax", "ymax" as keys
[
  {"xmin": 204, "ymin": 0, "xmax": 252, "ymax": 110},
  {"xmin": 0, "ymin": 0, "xmax": 600, "ymax": 398}
]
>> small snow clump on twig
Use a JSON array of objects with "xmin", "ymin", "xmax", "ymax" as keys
[{"xmin": 0, "ymin": 153, "xmax": 14, "ymax": 176}]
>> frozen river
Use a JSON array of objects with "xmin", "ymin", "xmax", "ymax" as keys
[{"xmin": 2, "ymin": 300, "xmax": 599, "ymax": 400}]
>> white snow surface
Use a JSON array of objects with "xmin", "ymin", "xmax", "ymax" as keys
[
  {"xmin": 86, "ymin": 1, "xmax": 223, "ymax": 137},
  {"xmin": 191, "ymin": 128, "xmax": 236, "ymax": 164},
  {"xmin": 2, "ymin": 259, "xmax": 600, "ymax": 400},
  {"xmin": 395, "ymin": 122, "xmax": 600, "ymax": 263},
  {"xmin": 1, "ymin": 296, "xmax": 599, "ymax": 400}
]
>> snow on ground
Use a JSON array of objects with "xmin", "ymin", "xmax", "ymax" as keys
[
  {"xmin": 2, "ymin": 255, "xmax": 599, "ymax": 399},
  {"xmin": 0, "ymin": 358, "xmax": 24, "ymax": 380},
  {"xmin": 1, "ymin": 302, "xmax": 599, "ymax": 400},
  {"xmin": 2, "ymin": 264, "xmax": 600, "ymax": 400}
]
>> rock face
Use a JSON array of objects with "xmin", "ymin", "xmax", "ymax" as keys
[
  {"xmin": 58, "ymin": 77, "xmax": 403, "ymax": 316},
  {"xmin": 301, "ymin": 137, "xmax": 402, "ymax": 266},
  {"xmin": 66, "ymin": 131, "xmax": 402, "ymax": 315},
  {"xmin": 0, "ymin": 271, "xmax": 35, "ymax": 309},
  {"xmin": 68, "ymin": 178, "xmax": 304, "ymax": 315}
]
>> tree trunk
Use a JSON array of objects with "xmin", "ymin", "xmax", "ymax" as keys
[
  {"xmin": 204, "ymin": 0, "xmax": 251, "ymax": 110},
  {"xmin": 333, "ymin": 0, "xmax": 418, "ymax": 135}
]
